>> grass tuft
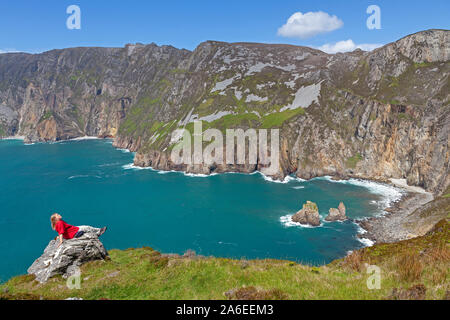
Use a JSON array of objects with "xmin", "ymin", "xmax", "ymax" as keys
[
  {"xmin": 395, "ymin": 251, "xmax": 423, "ymax": 282},
  {"xmin": 225, "ymin": 286, "xmax": 289, "ymax": 300},
  {"xmin": 343, "ymin": 251, "xmax": 363, "ymax": 272}
]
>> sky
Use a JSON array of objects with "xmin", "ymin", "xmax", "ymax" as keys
[{"xmin": 0, "ymin": 0, "xmax": 449, "ymax": 54}]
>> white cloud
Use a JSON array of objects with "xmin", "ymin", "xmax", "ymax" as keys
[
  {"xmin": 278, "ymin": 11, "xmax": 343, "ymax": 39},
  {"xmin": 317, "ymin": 40, "xmax": 383, "ymax": 54}
]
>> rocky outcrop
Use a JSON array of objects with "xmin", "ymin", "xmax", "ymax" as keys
[
  {"xmin": 28, "ymin": 234, "xmax": 108, "ymax": 283},
  {"xmin": 325, "ymin": 202, "xmax": 347, "ymax": 222},
  {"xmin": 0, "ymin": 30, "xmax": 448, "ymax": 194},
  {"xmin": 358, "ymin": 187, "xmax": 445, "ymax": 244},
  {"xmin": 292, "ymin": 201, "xmax": 321, "ymax": 227},
  {"xmin": 395, "ymin": 29, "xmax": 449, "ymax": 63},
  {"xmin": 339, "ymin": 202, "xmax": 346, "ymax": 216}
]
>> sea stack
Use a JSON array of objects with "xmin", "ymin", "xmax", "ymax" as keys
[
  {"xmin": 325, "ymin": 202, "xmax": 348, "ymax": 222},
  {"xmin": 292, "ymin": 201, "xmax": 321, "ymax": 227}
]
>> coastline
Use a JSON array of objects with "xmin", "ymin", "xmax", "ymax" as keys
[
  {"xmin": 0, "ymin": 135, "xmax": 103, "ymax": 143},
  {"xmin": 2, "ymin": 135, "xmax": 438, "ymax": 247},
  {"xmin": 0, "ymin": 136, "xmax": 25, "ymax": 140},
  {"xmin": 122, "ymin": 158, "xmax": 425, "ymax": 247},
  {"xmin": 357, "ymin": 179, "xmax": 435, "ymax": 244}
]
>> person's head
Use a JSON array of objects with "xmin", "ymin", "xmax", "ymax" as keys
[{"xmin": 50, "ymin": 213, "xmax": 62, "ymax": 230}]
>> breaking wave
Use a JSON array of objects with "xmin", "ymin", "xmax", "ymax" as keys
[
  {"xmin": 280, "ymin": 214, "xmax": 322, "ymax": 228},
  {"xmin": 68, "ymin": 174, "xmax": 102, "ymax": 180},
  {"xmin": 313, "ymin": 176, "xmax": 404, "ymax": 211},
  {"xmin": 259, "ymin": 173, "xmax": 306, "ymax": 184}
]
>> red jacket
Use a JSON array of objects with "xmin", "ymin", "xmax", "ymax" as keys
[{"xmin": 55, "ymin": 220, "xmax": 79, "ymax": 239}]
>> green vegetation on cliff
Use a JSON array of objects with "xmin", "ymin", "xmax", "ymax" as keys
[
  {"xmin": 39, "ymin": 111, "xmax": 54, "ymax": 123},
  {"xmin": 346, "ymin": 154, "xmax": 363, "ymax": 169}
]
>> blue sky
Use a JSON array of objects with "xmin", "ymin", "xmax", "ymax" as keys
[{"xmin": 1, "ymin": 0, "xmax": 449, "ymax": 53}]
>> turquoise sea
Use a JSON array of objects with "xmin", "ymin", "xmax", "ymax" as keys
[{"xmin": 0, "ymin": 138, "xmax": 403, "ymax": 282}]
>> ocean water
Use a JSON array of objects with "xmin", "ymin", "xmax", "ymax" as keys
[{"xmin": 0, "ymin": 138, "xmax": 402, "ymax": 282}]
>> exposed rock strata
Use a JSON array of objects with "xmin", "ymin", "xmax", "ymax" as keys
[{"xmin": 0, "ymin": 30, "xmax": 448, "ymax": 195}]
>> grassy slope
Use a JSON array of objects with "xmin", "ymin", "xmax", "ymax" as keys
[{"xmin": 1, "ymin": 219, "xmax": 448, "ymax": 300}]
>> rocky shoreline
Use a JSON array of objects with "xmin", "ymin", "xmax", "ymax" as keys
[{"xmin": 357, "ymin": 182, "xmax": 435, "ymax": 244}]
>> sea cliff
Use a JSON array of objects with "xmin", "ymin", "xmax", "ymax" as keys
[{"xmin": 0, "ymin": 29, "xmax": 448, "ymax": 194}]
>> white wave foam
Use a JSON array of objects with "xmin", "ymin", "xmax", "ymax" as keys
[
  {"xmin": 322, "ymin": 219, "xmax": 344, "ymax": 225},
  {"xmin": 354, "ymin": 223, "xmax": 375, "ymax": 247},
  {"xmin": 259, "ymin": 173, "xmax": 305, "ymax": 184},
  {"xmin": 356, "ymin": 223, "xmax": 369, "ymax": 235},
  {"xmin": 2, "ymin": 136, "xmax": 104, "ymax": 144},
  {"xmin": 122, "ymin": 163, "xmax": 217, "ymax": 178},
  {"xmin": 1, "ymin": 136, "xmax": 25, "ymax": 141},
  {"xmin": 314, "ymin": 176, "xmax": 404, "ymax": 212},
  {"xmin": 157, "ymin": 170, "xmax": 171, "ymax": 175},
  {"xmin": 280, "ymin": 214, "xmax": 322, "ymax": 228},
  {"xmin": 69, "ymin": 136, "xmax": 100, "ymax": 141},
  {"xmin": 158, "ymin": 169, "xmax": 218, "ymax": 178},
  {"xmin": 122, "ymin": 163, "xmax": 155, "ymax": 171},
  {"xmin": 68, "ymin": 175, "xmax": 101, "ymax": 180},
  {"xmin": 117, "ymin": 148, "xmax": 131, "ymax": 153},
  {"xmin": 122, "ymin": 163, "xmax": 135, "ymax": 170},
  {"xmin": 49, "ymin": 136, "xmax": 102, "ymax": 145},
  {"xmin": 292, "ymin": 186, "xmax": 305, "ymax": 190},
  {"xmin": 121, "ymin": 164, "xmax": 310, "ymax": 183},
  {"xmin": 222, "ymin": 171, "xmax": 260, "ymax": 177},
  {"xmin": 184, "ymin": 172, "xmax": 218, "ymax": 178},
  {"xmin": 357, "ymin": 237, "xmax": 375, "ymax": 247}
]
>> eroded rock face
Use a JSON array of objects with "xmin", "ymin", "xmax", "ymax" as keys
[
  {"xmin": 0, "ymin": 30, "xmax": 448, "ymax": 194},
  {"xmin": 292, "ymin": 201, "xmax": 321, "ymax": 227},
  {"xmin": 27, "ymin": 234, "xmax": 108, "ymax": 283},
  {"xmin": 325, "ymin": 202, "xmax": 348, "ymax": 222},
  {"xmin": 0, "ymin": 105, "xmax": 19, "ymax": 137},
  {"xmin": 338, "ymin": 202, "xmax": 346, "ymax": 216}
]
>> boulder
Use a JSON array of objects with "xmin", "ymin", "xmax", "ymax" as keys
[
  {"xmin": 292, "ymin": 201, "xmax": 321, "ymax": 227},
  {"xmin": 28, "ymin": 234, "xmax": 108, "ymax": 283},
  {"xmin": 325, "ymin": 202, "xmax": 348, "ymax": 222}
]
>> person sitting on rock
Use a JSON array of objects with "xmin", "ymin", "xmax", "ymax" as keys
[{"xmin": 50, "ymin": 213, "xmax": 107, "ymax": 246}]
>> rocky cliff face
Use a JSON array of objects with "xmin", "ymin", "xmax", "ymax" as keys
[{"xmin": 0, "ymin": 30, "xmax": 448, "ymax": 194}]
